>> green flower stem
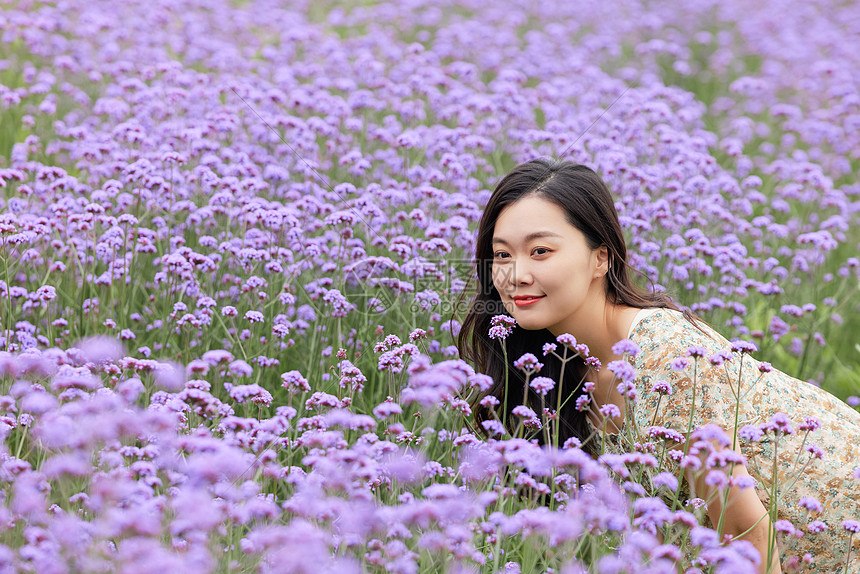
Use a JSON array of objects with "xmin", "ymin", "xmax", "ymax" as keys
[
  {"xmin": 554, "ymin": 346, "xmax": 569, "ymax": 449},
  {"xmin": 501, "ymin": 343, "xmax": 509, "ymax": 431}
]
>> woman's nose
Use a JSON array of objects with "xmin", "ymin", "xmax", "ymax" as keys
[{"xmin": 508, "ymin": 261, "xmax": 533, "ymax": 286}]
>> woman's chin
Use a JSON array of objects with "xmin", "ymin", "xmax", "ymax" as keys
[{"xmin": 511, "ymin": 314, "xmax": 546, "ymax": 331}]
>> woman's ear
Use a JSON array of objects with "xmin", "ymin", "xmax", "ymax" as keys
[{"xmin": 594, "ymin": 245, "xmax": 610, "ymax": 278}]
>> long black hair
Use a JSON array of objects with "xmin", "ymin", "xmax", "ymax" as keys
[{"xmin": 457, "ymin": 158, "xmax": 694, "ymax": 452}]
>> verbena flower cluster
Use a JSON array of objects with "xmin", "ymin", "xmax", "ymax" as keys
[{"xmin": 0, "ymin": 0, "xmax": 858, "ymax": 572}]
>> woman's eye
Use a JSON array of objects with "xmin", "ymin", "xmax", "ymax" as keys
[{"xmin": 493, "ymin": 249, "xmax": 548, "ymax": 259}]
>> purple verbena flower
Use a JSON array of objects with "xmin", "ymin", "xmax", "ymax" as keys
[
  {"xmin": 808, "ymin": 520, "xmax": 828, "ymax": 533},
  {"xmin": 598, "ymin": 403, "xmax": 621, "ymax": 419},
  {"xmin": 512, "ymin": 353, "xmax": 542, "ymax": 374},
  {"xmin": 707, "ymin": 349, "xmax": 733, "ymax": 366},
  {"xmin": 575, "ymin": 395, "xmax": 590, "ymax": 412},
  {"xmin": 730, "ymin": 340, "xmax": 758, "ymax": 354},
  {"xmin": 842, "ymin": 520, "xmax": 860, "ymax": 533},
  {"xmin": 762, "ymin": 412, "xmax": 794, "ymax": 435},
  {"xmin": 480, "ymin": 395, "xmax": 500, "ymax": 408},
  {"xmin": 648, "ymin": 426, "xmax": 685, "ymax": 444},
  {"xmin": 244, "ymin": 310, "xmax": 264, "ymax": 323},
  {"xmin": 669, "ymin": 357, "xmax": 689, "ymax": 371},
  {"xmin": 556, "ymin": 333, "xmax": 576, "ymax": 347},
  {"xmin": 730, "ymin": 475, "xmax": 756, "ymax": 490},
  {"xmin": 202, "ymin": 350, "xmax": 233, "ymax": 364},
  {"xmin": 469, "ymin": 373, "xmax": 493, "ymax": 391},
  {"xmin": 378, "ymin": 350, "xmax": 405, "ymax": 373},
  {"xmin": 799, "ymin": 497, "xmax": 823, "ymax": 513},
  {"xmin": 798, "ymin": 416, "xmax": 821, "ymax": 432},
  {"xmin": 511, "ymin": 405, "xmax": 537, "ymax": 419},
  {"xmin": 529, "ymin": 377, "xmax": 555, "ymax": 396},
  {"xmin": 774, "ymin": 520, "xmax": 797, "ymax": 536},
  {"xmin": 489, "ymin": 315, "xmax": 516, "ymax": 340},
  {"xmin": 652, "ymin": 472, "xmax": 678, "ymax": 492},
  {"xmin": 650, "ymin": 380, "xmax": 672, "ymax": 395},
  {"xmin": 685, "ymin": 346, "xmax": 708, "ymax": 358},
  {"xmin": 584, "ymin": 356, "xmax": 601, "ymax": 369},
  {"xmin": 611, "ymin": 339, "xmax": 640, "ymax": 357},
  {"xmin": 228, "ymin": 384, "xmax": 273, "ymax": 406},
  {"xmin": 153, "ymin": 361, "xmax": 185, "ymax": 391},
  {"xmin": 305, "ymin": 392, "xmax": 341, "ymax": 411},
  {"xmin": 372, "ymin": 400, "xmax": 403, "ymax": 420},
  {"xmin": 338, "ymin": 360, "xmax": 367, "ymax": 391},
  {"xmin": 738, "ymin": 425, "xmax": 764, "ymax": 442},
  {"xmin": 74, "ymin": 336, "xmax": 125, "ymax": 364},
  {"xmin": 805, "ymin": 444, "xmax": 824, "ymax": 459},
  {"xmin": 607, "ymin": 360, "xmax": 635, "ymax": 383},
  {"xmin": 228, "ymin": 360, "xmax": 253, "ymax": 377},
  {"xmin": 482, "ymin": 420, "xmax": 506, "ymax": 437},
  {"xmin": 281, "ymin": 370, "xmax": 311, "ymax": 393}
]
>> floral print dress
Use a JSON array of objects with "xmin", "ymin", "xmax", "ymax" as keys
[{"xmin": 612, "ymin": 307, "xmax": 860, "ymax": 573}]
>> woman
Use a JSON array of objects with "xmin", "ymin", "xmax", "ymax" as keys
[{"xmin": 457, "ymin": 158, "xmax": 860, "ymax": 574}]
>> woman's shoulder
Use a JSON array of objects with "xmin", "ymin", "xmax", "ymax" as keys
[
  {"xmin": 628, "ymin": 309, "xmax": 751, "ymax": 432},
  {"xmin": 630, "ymin": 307, "xmax": 730, "ymax": 355}
]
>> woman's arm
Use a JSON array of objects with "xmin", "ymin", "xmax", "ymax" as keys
[{"xmin": 693, "ymin": 453, "xmax": 782, "ymax": 574}]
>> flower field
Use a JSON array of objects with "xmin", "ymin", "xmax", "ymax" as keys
[{"xmin": 0, "ymin": 0, "xmax": 859, "ymax": 572}]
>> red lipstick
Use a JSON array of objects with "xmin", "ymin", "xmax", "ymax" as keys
[{"xmin": 513, "ymin": 295, "xmax": 545, "ymax": 307}]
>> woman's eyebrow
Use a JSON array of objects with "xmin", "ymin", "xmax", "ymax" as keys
[{"xmin": 492, "ymin": 231, "xmax": 563, "ymax": 245}]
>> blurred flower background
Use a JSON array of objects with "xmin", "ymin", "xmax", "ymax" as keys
[{"xmin": 0, "ymin": 0, "xmax": 858, "ymax": 571}]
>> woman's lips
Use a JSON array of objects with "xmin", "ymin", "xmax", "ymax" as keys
[{"xmin": 513, "ymin": 296, "xmax": 545, "ymax": 307}]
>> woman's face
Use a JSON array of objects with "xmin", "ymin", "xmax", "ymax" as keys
[{"xmin": 491, "ymin": 195, "xmax": 608, "ymax": 335}]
